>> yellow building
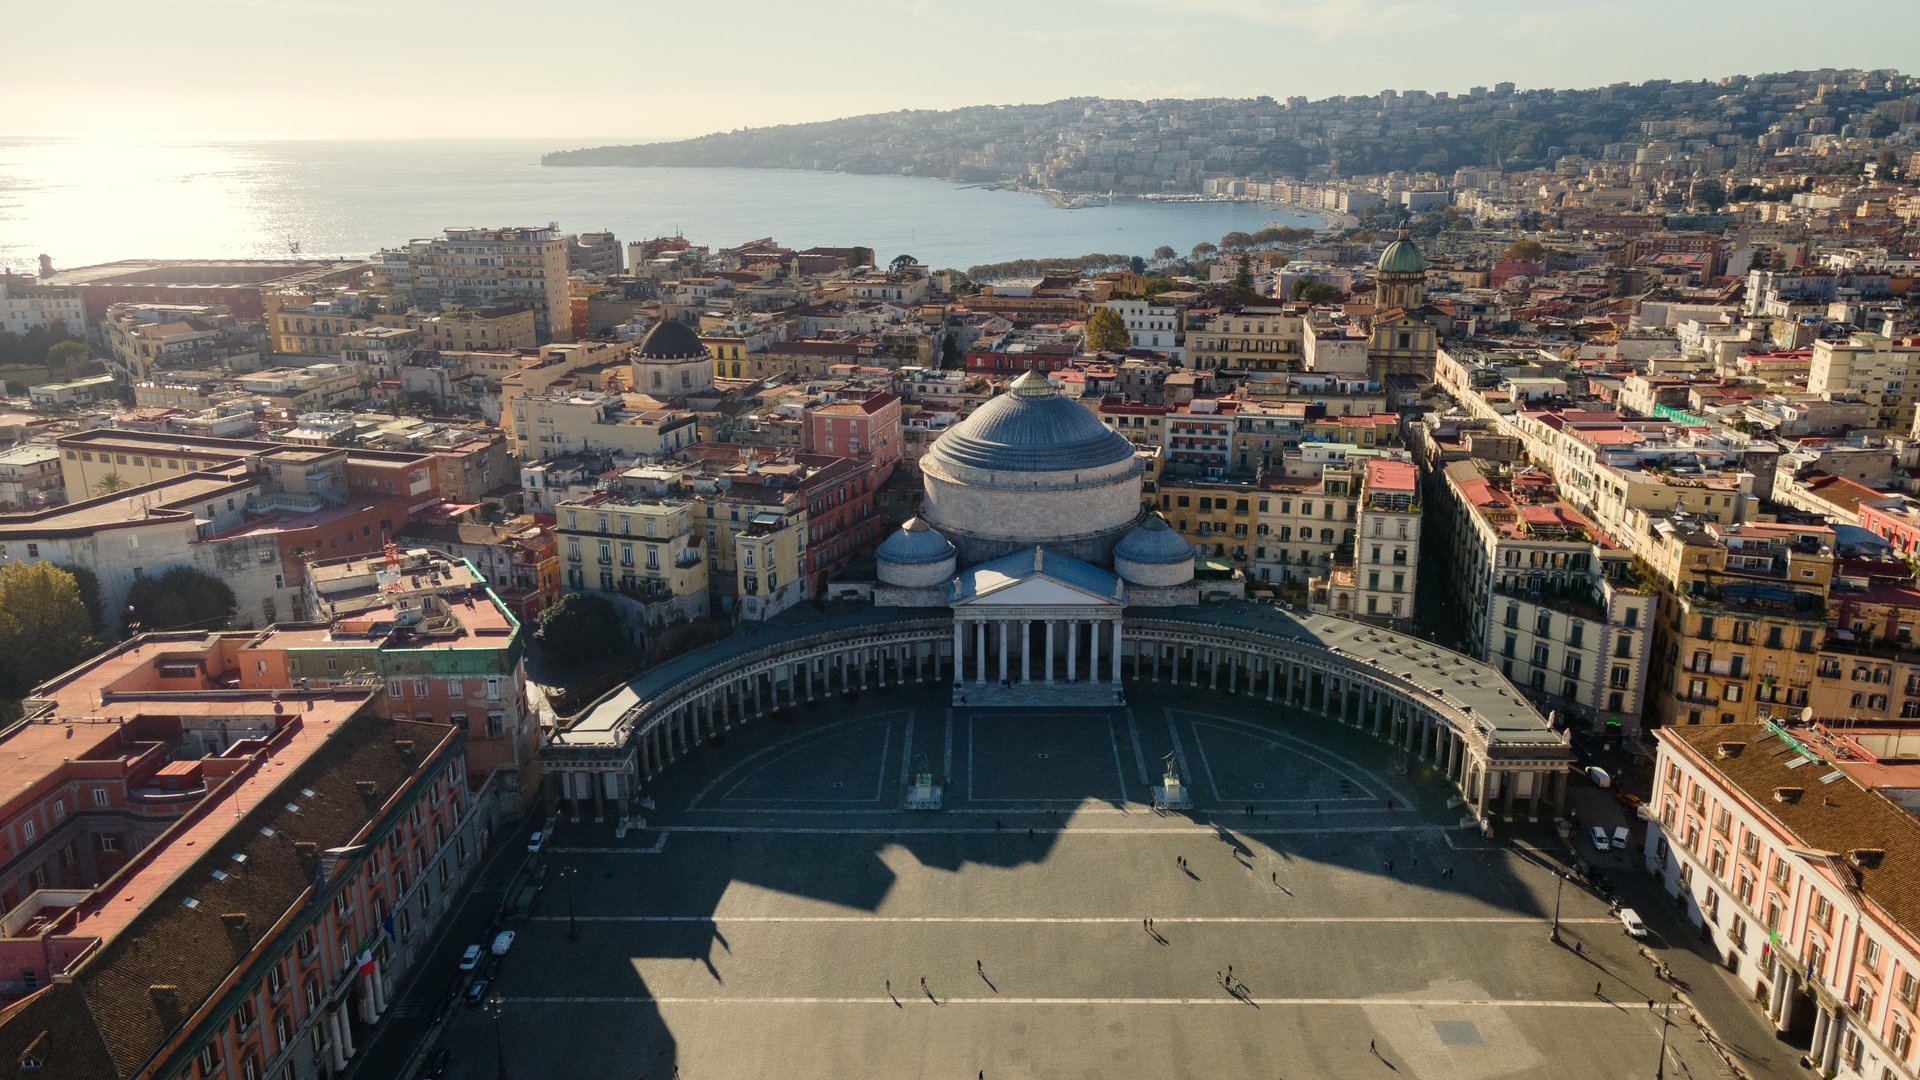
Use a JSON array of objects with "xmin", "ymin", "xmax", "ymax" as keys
[
  {"xmin": 1808, "ymin": 332, "xmax": 1920, "ymax": 432},
  {"xmin": 1186, "ymin": 307, "xmax": 1305, "ymax": 372},
  {"xmin": 555, "ymin": 495, "xmax": 710, "ymax": 625}
]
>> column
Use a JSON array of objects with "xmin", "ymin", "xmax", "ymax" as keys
[
  {"xmin": 952, "ymin": 622, "xmax": 964, "ymax": 684},
  {"xmin": 1021, "ymin": 621, "xmax": 1032, "ymax": 683},
  {"xmin": 1111, "ymin": 621, "xmax": 1124, "ymax": 684},
  {"xmin": 1824, "ymin": 1010, "xmax": 1844, "ymax": 1067},
  {"xmin": 1266, "ymin": 658, "xmax": 1277, "ymax": 700},
  {"xmin": 999, "ymin": 620, "xmax": 1010, "ymax": 683},
  {"xmin": 1811, "ymin": 1008, "xmax": 1831, "ymax": 1066},
  {"xmin": 975, "ymin": 621, "xmax": 987, "ymax": 684},
  {"xmin": 1089, "ymin": 618, "xmax": 1102, "ymax": 684},
  {"xmin": 1067, "ymin": 621, "xmax": 1079, "ymax": 682},
  {"xmin": 1045, "ymin": 621, "xmax": 1056, "ymax": 682},
  {"xmin": 326, "ymin": 1012, "xmax": 350, "ymax": 1072}
]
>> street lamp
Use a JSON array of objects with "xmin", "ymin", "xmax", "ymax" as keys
[
  {"xmin": 1550, "ymin": 870, "xmax": 1566, "ymax": 944},
  {"xmin": 488, "ymin": 993, "xmax": 508, "ymax": 1080},
  {"xmin": 1654, "ymin": 994, "xmax": 1673, "ymax": 1079},
  {"xmin": 562, "ymin": 866, "xmax": 579, "ymax": 941}
]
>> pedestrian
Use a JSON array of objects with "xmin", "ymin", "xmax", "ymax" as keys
[
  {"xmin": 1028, "ymin": 828, "xmax": 1034, "ymax": 839},
  {"xmin": 886, "ymin": 978, "xmax": 891, "ymax": 995},
  {"xmin": 976, "ymin": 959, "xmax": 983, "ymax": 974},
  {"xmin": 1370, "ymin": 1039, "xmax": 1377, "ymax": 1055},
  {"xmin": 1385, "ymin": 859, "xmax": 1395, "ymax": 872},
  {"xmin": 921, "ymin": 976, "xmax": 927, "ymax": 991},
  {"xmin": 1387, "ymin": 798, "xmax": 1394, "ymax": 811},
  {"xmin": 1575, "ymin": 941, "xmax": 1583, "ymax": 955},
  {"xmin": 1227, "ymin": 965, "xmax": 1233, "ymax": 978},
  {"xmin": 1313, "ymin": 803, "xmax": 1319, "ymax": 815},
  {"xmin": 1217, "ymin": 970, "xmax": 1223, "ymax": 984},
  {"xmin": 1410, "ymin": 856, "xmax": 1417, "ymax": 867},
  {"xmin": 1144, "ymin": 917, "xmax": 1149, "ymax": 931},
  {"xmin": 1594, "ymin": 981, "xmax": 1602, "ymax": 997}
]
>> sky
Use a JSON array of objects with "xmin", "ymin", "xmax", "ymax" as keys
[{"xmin": 8, "ymin": 0, "xmax": 1919, "ymax": 142}]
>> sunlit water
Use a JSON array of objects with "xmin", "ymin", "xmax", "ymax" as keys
[{"xmin": 0, "ymin": 137, "xmax": 1320, "ymax": 272}]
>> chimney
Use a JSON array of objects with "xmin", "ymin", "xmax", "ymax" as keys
[
  {"xmin": 1716, "ymin": 742, "xmax": 1746, "ymax": 759},
  {"xmin": 1773, "ymin": 786, "xmax": 1804, "ymax": 804},
  {"xmin": 354, "ymin": 780, "xmax": 380, "ymax": 800},
  {"xmin": 1848, "ymin": 848, "xmax": 1886, "ymax": 870},
  {"xmin": 149, "ymin": 985, "xmax": 181, "ymax": 1027}
]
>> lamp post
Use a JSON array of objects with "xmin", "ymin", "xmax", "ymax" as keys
[
  {"xmin": 563, "ymin": 865, "xmax": 578, "ymax": 941},
  {"xmin": 1550, "ymin": 870, "xmax": 1565, "ymax": 943},
  {"xmin": 1654, "ymin": 994, "xmax": 1672, "ymax": 1079},
  {"xmin": 488, "ymin": 993, "xmax": 508, "ymax": 1080}
]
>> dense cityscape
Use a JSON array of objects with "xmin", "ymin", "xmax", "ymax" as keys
[{"xmin": 4, "ymin": 57, "xmax": 1920, "ymax": 1080}]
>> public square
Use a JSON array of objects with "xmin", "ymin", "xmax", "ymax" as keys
[{"xmin": 432, "ymin": 685, "xmax": 1742, "ymax": 1079}]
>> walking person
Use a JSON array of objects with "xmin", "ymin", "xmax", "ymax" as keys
[{"xmin": 1594, "ymin": 981, "xmax": 1602, "ymax": 997}]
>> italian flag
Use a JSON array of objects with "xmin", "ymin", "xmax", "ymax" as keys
[{"xmin": 356, "ymin": 949, "xmax": 376, "ymax": 976}]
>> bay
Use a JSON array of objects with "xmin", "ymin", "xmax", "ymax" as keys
[{"xmin": 0, "ymin": 136, "xmax": 1320, "ymax": 274}]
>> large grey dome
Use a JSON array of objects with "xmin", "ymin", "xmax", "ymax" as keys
[
  {"xmin": 876, "ymin": 518, "xmax": 955, "ymax": 565},
  {"xmin": 636, "ymin": 319, "xmax": 707, "ymax": 360},
  {"xmin": 1114, "ymin": 515, "xmax": 1197, "ymax": 565},
  {"xmin": 928, "ymin": 371, "xmax": 1136, "ymax": 474}
]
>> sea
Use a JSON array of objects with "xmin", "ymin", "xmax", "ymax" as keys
[{"xmin": 0, "ymin": 136, "xmax": 1321, "ymax": 274}]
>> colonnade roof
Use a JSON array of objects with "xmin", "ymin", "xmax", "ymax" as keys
[
  {"xmin": 1143, "ymin": 602, "xmax": 1564, "ymax": 747},
  {"xmin": 548, "ymin": 600, "xmax": 1562, "ymax": 753}
]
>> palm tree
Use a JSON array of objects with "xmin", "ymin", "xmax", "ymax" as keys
[{"xmin": 91, "ymin": 473, "xmax": 130, "ymax": 497}]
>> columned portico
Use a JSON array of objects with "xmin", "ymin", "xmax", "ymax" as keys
[{"xmin": 950, "ymin": 547, "xmax": 1126, "ymax": 706}]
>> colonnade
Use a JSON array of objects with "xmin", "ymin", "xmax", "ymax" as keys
[
  {"xmin": 951, "ymin": 612, "xmax": 1122, "ymax": 686},
  {"xmin": 543, "ymin": 615, "xmax": 1569, "ymax": 827}
]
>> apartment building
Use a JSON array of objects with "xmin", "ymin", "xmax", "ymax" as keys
[
  {"xmin": 1311, "ymin": 458, "xmax": 1423, "ymax": 628},
  {"xmin": 555, "ymin": 494, "xmax": 711, "ymax": 625},
  {"xmin": 497, "ymin": 338, "xmax": 632, "ymax": 434},
  {"xmin": 0, "ymin": 639, "xmax": 483, "ymax": 1080},
  {"xmin": 1645, "ymin": 721, "xmax": 1920, "ymax": 1080},
  {"xmin": 1102, "ymin": 299, "xmax": 1184, "ymax": 360},
  {"xmin": 266, "ymin": 291, "xmax": 538, "ymax": 357},
  {"xmin": 375, "ymin": 226, "xmax": 573, "ymax": 341},
  {"xmin": 510, "ymin": 390, "xmax": 700, "ymax": 461},
  {"xmin": 1438, "ymin": 460, "xmax": 1653, "ymax": 734},
  {"xmin": 103, "ymin": 302, "xmax": 266, "ymax": 381},
  {"xmin": 1809, "ymin": 333, "xmax": 1920, "ymax": 432},
  {"xmin": 0, "ymin": 273, "xmax": 84, "ymax": 335},
  {"xmin": 1185, "ymin": 306, "xmax": 1305, "ymax": 372}
]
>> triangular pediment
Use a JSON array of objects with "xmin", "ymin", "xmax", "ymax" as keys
[{"xmin": 956, "ymin": 573, "xmax": 1119, "ymax": 608}]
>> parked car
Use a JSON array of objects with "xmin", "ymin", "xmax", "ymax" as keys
[
  {"xmin": 490, "ymin": 930, "xmax": 516, "ymax": 956},
  {"xmin": 458, "ymin": 944, "xmax": 482, "ymax": 972},
  {"xmin": 1619, "ymin": 908, "xmax": 1648, "ymax": 939},
  {"xmin": 1589, "ymin": 826, "xmax": 1610, "ymax": 851},
  {"xmin": 1611, "ymin": 826, "xmax": 1630, "ymax": 850},
  {"xmin": 527, "ymin": 831, "xmax": 545, "ymax": 854},
  {"xmin": 418, "ymin": 1047, "xmax": 451, "ymax": 1078},
  {"xmin": 464, "ymin": 980, "xmax": 489, "ymax": 1006}
]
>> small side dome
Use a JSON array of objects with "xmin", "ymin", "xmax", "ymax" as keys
[
  {"xmin": 1113, "ymin": 515, "xmax": 1197, "ymax": 565},
  {"xmin": 876, "ymin": 517, "xmax": 956, "ymax": 565}
]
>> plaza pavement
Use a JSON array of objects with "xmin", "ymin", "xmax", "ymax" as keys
[{"xmin": 422, "ymin": 686, "xmax": 1783, "ymax": 1080}]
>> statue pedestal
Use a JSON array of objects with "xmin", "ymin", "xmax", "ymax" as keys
[
  {"xmin": 1151, "ymin": 777, "xmax": 1191, "ymax": 810},
  {"xmin": 905, "ymin": 772, "xmax": 943, "ymax": 810}
]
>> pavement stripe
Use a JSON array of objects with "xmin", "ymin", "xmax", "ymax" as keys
[
  {"xmin": 503, "ymin": 995, "xmax": 1632, "ymax": 1008},
  {"xmin": 526, "ymin": 915, "xmax": 1620, "ymax": 924}
]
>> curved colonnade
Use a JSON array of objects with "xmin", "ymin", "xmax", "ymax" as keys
[{"xmin": 542, "ymin": 616, "xmax": 1572, "ymax": 826}]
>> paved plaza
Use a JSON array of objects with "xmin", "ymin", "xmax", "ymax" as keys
[{"xmin": 433, "ymin": 686, "xmax": 1748, "ymax": 1079}]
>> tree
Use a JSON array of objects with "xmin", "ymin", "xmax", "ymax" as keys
[
  {"xmin": 1219, "ymin": 230, "xmax": 1254, "ymax": 251},
  {"xmin": 1129, "ymin": 255, "xmax": 1147, "ymax": 274},
  {"xmin": 888, "ymin": 253, "xmax": 918, "ymax": 280},
  {"xmin": 940, "ymin": 333, "xmax": 963, "ymax": 370},
  {"xmin": 1228, "ymin": 259, "xmax": 1258, "ymax": 302},
  {"xmin": 1692, "ymin": 178, "xmax": 1726, "ymax": 211},
  {"xmin": 124, "ymin": 567, "xmax": 236, "ymax": 636},
  {"xmin": 1292, "ymin": 279, "xmax": 1340, "ymax": 304},
  {"xmin": 91, "ymin": 473, "xmax": 131, "ymax": 497},
  {"xmin": 1502, "ymin": 239, "xmax": 1547, "ymax": 262},
  {"xmin": 0, "ymin": 563, "xmax": 98, "ymax": 699},
  {"xmin": 56, "ymin": 564, "xmax": 105, "ymax": 635},
  {"xmin": 1190, "ymin": 242, "xmax": 1217, "ymax": 260},
  {"xmin": 535, "ymin": 592, "xmax": 626, "ymax": 663},
  {"xmin": 1084, "ymin": 307, "xmax": 1132, "ymax": 353},
  {"xmin": 46, "ymin": 340, "xmax": 89, "ymax": 376},
  {"xmin": 1152, "ymin": 245, "xmax": 1177, "ymax": 261}
]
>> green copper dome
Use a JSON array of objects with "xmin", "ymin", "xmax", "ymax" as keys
[{"xmin": 1377, "ymin": 224, "xmax": 1426, "ymax": 275}]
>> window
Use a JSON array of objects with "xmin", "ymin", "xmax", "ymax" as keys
[
  {"xmin": 1815, "ymin": 896, "xmax": 1833, "ymax": 928},
  {"xmin": 92, "ymin": 788, "xmax": 109, "ymax": 807}
]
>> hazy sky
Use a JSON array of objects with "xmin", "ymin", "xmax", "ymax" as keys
[{"xmin": 10, "ymin": 0, "xmax": 1919, "ymax": 142}]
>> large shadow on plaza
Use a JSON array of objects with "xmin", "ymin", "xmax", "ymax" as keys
[{"xmin": 521, "ymin": 680, "xmax": 1611, "ymax": 1079}]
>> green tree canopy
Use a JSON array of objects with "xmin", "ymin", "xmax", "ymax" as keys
[
  {"xmin": 535, "ymin": 592, "xmax": 627, "ymax": 662},
  {"xmin": 125, "ymin": 566, "xmax": 236, "ymax": 636},
  {"xmin": 56, "ymin": 564, "xmax": 105, "ymax": 635},
  {"xmin": 1219, "ymin": 230, "xmax": 1254, "ymax": 250},
  {"xmin": 1152, "ymin": 245, "xmax": 1177, "ymax": 261},
  {"xmin": 1190, "ymin": 241, "xmax": 1217, "ymax": 259},
  {"xmin": 0, "ymin": 563, "xmax": 99, "ymax": 699},
  {"xmin": 1501, "ymin": 239, "xmax": 1547, "ymax": 262},
  {"xmin": 1292, "ymin": 279, "xmax": 1341, "ymax": 304},
  {"xmin": 1084, "ymin": 307, "xmax": 1132, "ymax": 353}
]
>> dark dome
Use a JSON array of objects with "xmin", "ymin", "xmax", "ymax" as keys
[
  {"xmin": 1114, "ymin": 515, "xmax": 1198, "ymax": 565},
  {"xmin": 636, "ymin": 319, "xmax": 707, "ymax": 360},
  {"xmin": 928, "ymin": 371, "xmax": 1136, "ymax": 474}
]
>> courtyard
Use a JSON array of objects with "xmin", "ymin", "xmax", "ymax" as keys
[{"xmin": 432, "ymin": 685, "xmax": 1742, "ymax": 1079}]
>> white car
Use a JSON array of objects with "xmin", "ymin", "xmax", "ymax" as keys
[
  {"xmin": 527, "ymin": 831, "xmax": 545, "ymax": 854},
  {"xmin": 1590, "ymin": 826, "xmax": 1611, "ymax": 851},
  {"xmin": 1619, "ymin": 907, "xmax": 1648, "ymax": 939},
  {"xmin": 490, "ymin": 930, "xmax": 515, "ymax": 956},
  {"xmin": 458, "ymin": 944, "xmax": 482, "ymax": 972},
  {"xmin": 1612, "ymin": 826, "xmax": 1630, "ymax": 850}
]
